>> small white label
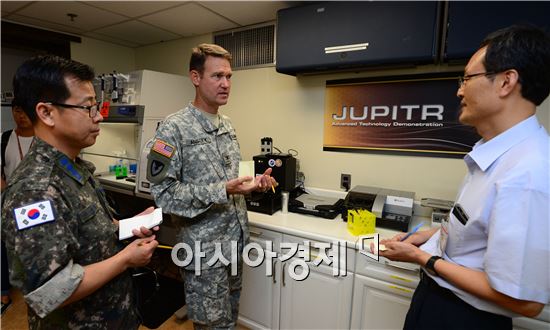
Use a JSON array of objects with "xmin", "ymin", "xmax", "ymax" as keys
[{"xmin": 386, "ymin": 196, "xmax": 413, "ymax": 208}]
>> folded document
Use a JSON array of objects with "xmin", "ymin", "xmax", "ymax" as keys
[{"xmin": 119, "ymin": 208, "xmax": 163, "ymax": 240}]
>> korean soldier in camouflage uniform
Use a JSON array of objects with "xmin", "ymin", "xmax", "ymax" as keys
[
  {"xmin": 148, "ymin": 44, "xmax": 276, "ymax": 329},
  {"xmin": 1, "ymin": 55, "xmax": 158, "ymax": 329}
]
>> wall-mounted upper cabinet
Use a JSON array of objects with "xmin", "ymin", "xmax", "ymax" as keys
[
  {"xmin": 445, "ymin": 1, "xmax": 550, "ymax": 62},
  {"xmin": 276, "ymin": 2, "xmax": 441, "ymax": 76}
]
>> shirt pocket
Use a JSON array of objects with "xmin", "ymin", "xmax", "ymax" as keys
[
  {"xmin": 446, "ymin": 211, "xmax": 468, "ymax": 253},
  {"xmin": 78, "ymin": 204, "xmax": 113, "ymax": 241}
]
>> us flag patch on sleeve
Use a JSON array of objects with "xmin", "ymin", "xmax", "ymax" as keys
[
  {"xmin": 14, "ymin": 200, "xmax": 56, "ymax": 230},
  {"xmin": 152, "ymin": 140, "xmax": 175, "ymax": 158}
]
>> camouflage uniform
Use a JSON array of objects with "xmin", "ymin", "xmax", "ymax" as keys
[
  {"xmin": 1, "ymin": 138, "xmax": 140, "ymax": 330},
  {"xmin": 148, "ymin": 103, "xmax": 247, "ymax": 328}
]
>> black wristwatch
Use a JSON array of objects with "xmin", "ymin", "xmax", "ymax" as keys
[{"xmin": 425, "ymin": 256, "xmax": 442, "ymax": 277}]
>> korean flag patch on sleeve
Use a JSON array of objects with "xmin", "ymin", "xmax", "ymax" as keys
[{"xmin": 14, "ymin": 200, "xmax": 55, "ymax": 230}]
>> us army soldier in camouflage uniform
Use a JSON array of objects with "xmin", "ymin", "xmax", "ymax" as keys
[
  {"xmin": 148, "ymin": 44, "xmax": 276, "ymax": 329},
  {"xmin": 1, "ymin": 55, "xmax": 158, "ymax": 329}
]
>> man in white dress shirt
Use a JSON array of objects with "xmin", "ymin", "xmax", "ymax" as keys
[{"xmin": 378, "ymin": 25, "xmax": 549, "ymax": 329}]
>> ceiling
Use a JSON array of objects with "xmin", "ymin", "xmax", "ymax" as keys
[{"xmin": 1, "ymin": 1, "xmax": 298, "ymax": 48}]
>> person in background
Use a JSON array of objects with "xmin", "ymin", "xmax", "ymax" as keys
[
  {"xmin": 1, "ymin": 104, "xmax": 34, "ymax": 188},
  {"xmin": 1, "ymin": 103, "xmax": 34, "ymax": 314},
  {"xmin": 376, "ymin": 25, "xmax": 549, "ymax": 329},
  {"xmin": 148, "ymin": 43, "xmax": 276, "ymax": 329},
  {"xmin": 1, "ymin": 55, "xmax": 158, "ymax": 328}
]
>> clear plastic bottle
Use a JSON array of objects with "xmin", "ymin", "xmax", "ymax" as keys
[{"xmin": 113, "ymin": 151, "xmax": 127, "ymax": 179}]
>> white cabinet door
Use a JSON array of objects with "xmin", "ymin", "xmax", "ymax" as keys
[
  {"xmin": 239, "ymin": 227, "xmax": 282, "ymax": 330},
  {"xmin": 280, "ymin": 259, "xmax": 353, "ymax": 329},
  {"xmin": 350, "ymin": 274, "xmax": 414, "ymax": 330},
  {"xmin": 239, "ymin": 252, "xmax": 281, "ymax": 330}
]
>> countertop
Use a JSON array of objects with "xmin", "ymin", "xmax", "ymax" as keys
[
  {"xmin": 247, "ymin": 209, "xmax": 432, "ymax": 250},
  {"xmin": 96, "ymin": 172, "xmax": 136, "ymax": 192}
]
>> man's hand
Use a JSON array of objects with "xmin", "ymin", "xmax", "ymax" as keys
[
  {"xmin": 378, "ymin": 241, "xmax": 431, "ymax": 265},
  {"xmin": 382, "ymin": 231, "xmax": 428, "ymax": 246},
  {"xmin": 254, "ymin": 168, "xmax": 278, "ymax": 193},
  {"xmin": 120, "ymin": 235, "xmax": 158, "ymax": 268},
  {"xmin": 131, "ymin": 206, "xmax": 160, "ymax": 237},
  {"xmin": 226, "ymin": 168, "xmax": 278, "ymax": 195},
  {"xmin": 226, "ymin": 176, "xmax": 258, "ymax": 195}
]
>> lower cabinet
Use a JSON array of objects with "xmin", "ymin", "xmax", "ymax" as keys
[
  {"xmin": 350, "ymin": 252, "xmax": 419, "ymax": 330},
  {"xmin": 239, "ymin": 226, "xmax": 354, "ymax": 329},
  {"xmin": 239, "ymin": 249, "xmax": 281, "ymax": 329},
  {"xmin": 280, "ymin": 258, "xmax": 353, "ymax": 329},
  {"xmin": 239, "ymin": 227, "xmax": 282, "ymax": 330},
  {"xmin": 350, "ymin": 274, "xmax": 414, "ymax": 330},
  {"xmin": 239, "ymin": 224, "xmax": 550, "ymax": 330}
]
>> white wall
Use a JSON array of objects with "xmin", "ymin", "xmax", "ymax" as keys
[
  {"xmin": 225, "ymin": 67, "xmax": 469, "ymax": 201},
  {"xmin": 71, "ymin": 36, "xmax": 135, "ymax": 75},
  {"xmin": 134, "ymin": 34, "xmax": 550, "ymax": 201},
  {"xmin": 135, "ymin": 34, "xmax": 209, "ymax": 76}
]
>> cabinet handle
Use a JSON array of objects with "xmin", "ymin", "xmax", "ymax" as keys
[
  {"xmin": 384, "ymin": 260, "xmax": 418, "ymax": 272},
  {"xmin": 249, "ymin": 230, "xmax": 263, "ymax": 237},
  {"xmin": 388, "ymin": 285, "xmax": 413, "ymax": 294},
  {"xmin": 389, "ymin": 275, "xmax": 412, "ymax": 283},
  {"xmin": 282, "ymin": 263, "xmax": 286, "ymax": 287},
  {"xmin": 309, "ymin": 247, "xmax": 320, "ymax": 261},
  {"xmin": 272, "ymin": 260, "xmax": 277, "ymax": 284}
]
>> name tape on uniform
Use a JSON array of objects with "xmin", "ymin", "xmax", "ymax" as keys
[
  {"xmin": 14, "ymin": 200, "xmax": 55, "ymax": 230},
  {"xmin": 152, "ymin": 140, "xmax": 175, "ymax": 159}
]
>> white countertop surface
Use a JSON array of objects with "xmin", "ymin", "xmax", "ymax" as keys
[
  {"xmin": 96, "ymin": 173, "xmax": 136, "ymax": 190},
  {"xmin": 247, "ymin": 209, "xmax": 432, "ymax": 250}
]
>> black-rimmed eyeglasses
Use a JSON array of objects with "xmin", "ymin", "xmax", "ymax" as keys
[
  {"xmin": 458, "ymin": 71, "xmax": 498, "ymax": 88},
  {"xmin": 46, "ymin": 102, "xmax": 100, "ymax": 118}
]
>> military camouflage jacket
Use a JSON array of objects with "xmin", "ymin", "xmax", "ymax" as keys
[
  {"xmin": 1, "ymin": 138, "xmax": 139, "ymax": 330},
  {"xmin": 149, "ymin": 103, "xmax": 248, "ymax": 270}
]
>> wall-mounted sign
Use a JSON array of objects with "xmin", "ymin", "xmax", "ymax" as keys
[{"xmin": 323, "ymin": 74, "xmax": 480, "ymax": 158}]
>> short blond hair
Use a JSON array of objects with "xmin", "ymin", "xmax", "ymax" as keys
[{"xmin": 189, "ymin": 43, "xmax": 232, "ymax": 74}]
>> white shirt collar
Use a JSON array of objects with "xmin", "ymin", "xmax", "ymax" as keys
[{"xmin": 465, "ymin": 115, "xmax": 541, "ymax": 172}]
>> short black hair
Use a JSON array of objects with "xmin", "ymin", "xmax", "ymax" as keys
[
  {"xmin": 481, "ymin": 25, "xmax": 550, "ymax": 106},
  {"xmin": 13, "ymin": 55, "xmax": 95, "ymax": 123}
]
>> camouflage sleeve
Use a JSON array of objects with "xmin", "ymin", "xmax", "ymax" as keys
[
  {"xmin": 1, "ymin": 185, "xmax": 83, "ymax": 314},
  {"xmin": 24, "ymin": 260, "xmax": 84, "ymax": 318},
  {"xmin": 148, "ymin": 120, "xmax": 228, "ymax": 218}
]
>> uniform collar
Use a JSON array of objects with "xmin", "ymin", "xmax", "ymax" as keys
[
  {"xmin": 465, "ymin": 115, "xmax": 541, "ymax": 172},
  {"xmin": 187, "ymin": 102, "xmax": 229, "ymax": 135},
  {"xmin": 32, "ymin": 138, "xmax": 92, "ymax": 185}
]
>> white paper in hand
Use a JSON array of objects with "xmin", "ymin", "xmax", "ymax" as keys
[
  {"xmin": 238, "ymin": 161, "xmax": 255, "ymax": 185},
  {"xmin": 119, "ymin": 208, "xmax": 163, "ymax": 240}
]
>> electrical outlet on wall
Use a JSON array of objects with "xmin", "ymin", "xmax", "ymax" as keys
[{"xmin": 341, "ymin": 173, "xmax": 351, "ymax": 191}]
